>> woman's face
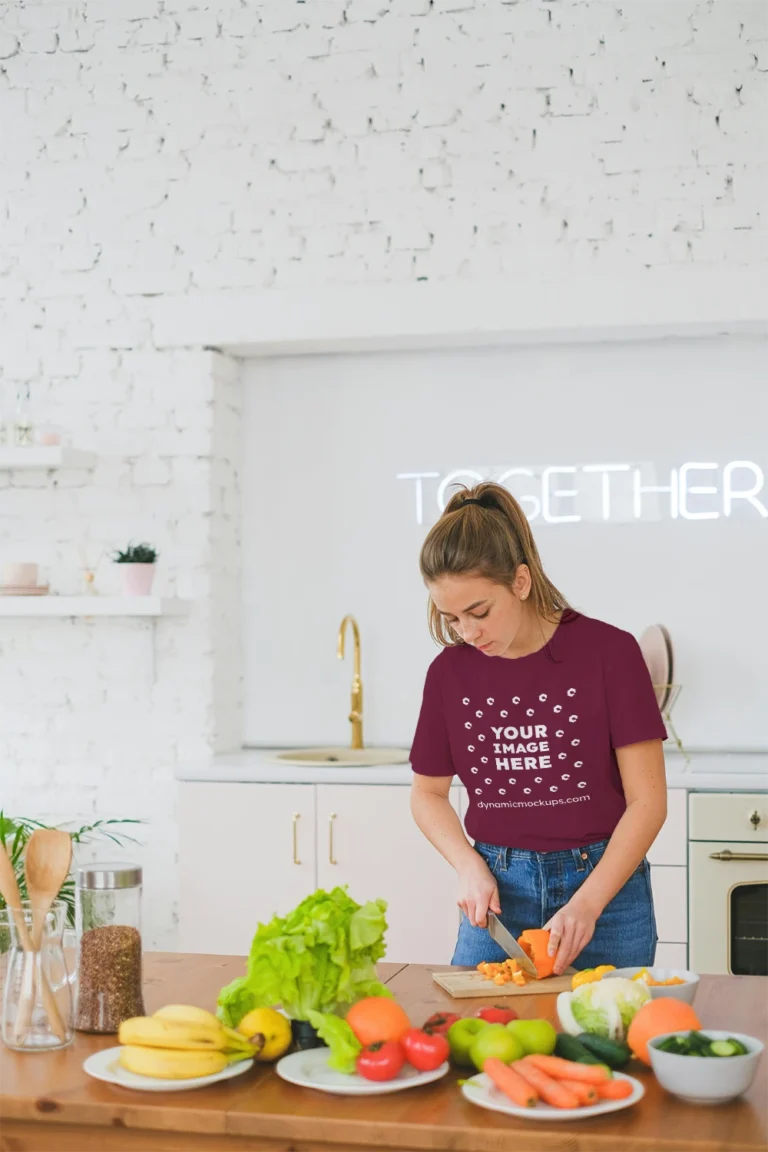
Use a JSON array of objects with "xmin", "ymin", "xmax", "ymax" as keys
[{"xmin": 428, "ymin": 569, "xmax": 531, "ymax": 657}]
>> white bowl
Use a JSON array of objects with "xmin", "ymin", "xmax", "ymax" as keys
[
  {"xmin": 605, "ymin": 967, "xmax": 699, "ymax": 1005},
  {"xmin": 648, "ymin": 1030, "xmax": 764, "ymax": 1105}
]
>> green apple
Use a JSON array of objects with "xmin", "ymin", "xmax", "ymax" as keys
[
  {"xmin": 469, "ymin": 1023, "xmax": 525, "ymax": 1071},
  {"xmin": 506, "ymin": 1018, "xmax": 557, "ymax": 1056},
  {"xmin": 447, "ymin": 1018, "xmax": 488, "ymax": 1066}
]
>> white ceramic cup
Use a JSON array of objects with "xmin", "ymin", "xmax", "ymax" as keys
[{"xmin": 1, "ymin": 562, "xmax": 38, "ymax": 588}]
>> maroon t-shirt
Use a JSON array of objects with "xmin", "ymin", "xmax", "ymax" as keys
[{"xmin": 410, "ymin": 613, "xmax": 666, "ymax": 851}]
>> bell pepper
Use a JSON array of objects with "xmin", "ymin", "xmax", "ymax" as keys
[
  {"xmin": 571, "ymin": 964, "xmax": 617, "ymax": 990},
  {"xmin": 517, "ymin": 929, "xmax": 556, "ymax": 980}
]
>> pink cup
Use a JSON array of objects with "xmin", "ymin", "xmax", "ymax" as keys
[{"xmin": 2, "ymin": 563, "xmax": 38, "ymax": 588}]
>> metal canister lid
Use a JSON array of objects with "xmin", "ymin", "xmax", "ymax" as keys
[{"xmin": 76, "ymin": 862, "xmax": 142, "ymax": 890}]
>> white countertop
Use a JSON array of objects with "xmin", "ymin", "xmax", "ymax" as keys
[{"xmin": 178, "ymin": 747, "xmax": 768, "ymax": 792}]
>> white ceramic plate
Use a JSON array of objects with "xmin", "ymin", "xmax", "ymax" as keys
[
  {"xmin": 83, "ymin": 1047, "xmax": 254, "ymax": 1093},
  {"xmin": 276, "ymin": 1048, "xmax": 449, "ymax": 1095},
  {"xmin": 462, "ymin": 1069, "xmax": 645, "ymax": 1121}
]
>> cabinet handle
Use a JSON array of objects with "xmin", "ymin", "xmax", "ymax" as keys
[
  {"xmin": 709, "ymin": 850, "xmax": 768, "ymax": 861},
  {"xmin": 329, "ymin": 813, "xmax": 338, "ymax": 865},
  {"xmin": 292, "ymin": 813, "xmax": 301, "ymax": 866}
]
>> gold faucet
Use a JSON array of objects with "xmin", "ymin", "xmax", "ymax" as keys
[{"xmin": 337, "ymin": 615, "xmax": 364, "ymax": 750}]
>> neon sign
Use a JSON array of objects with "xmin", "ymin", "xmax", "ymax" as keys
[{"xmin": 396, "ymin": 462, "xmax": 767, "ymax": 525}]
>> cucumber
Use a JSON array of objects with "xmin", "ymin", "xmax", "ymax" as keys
[
  {"xmin": 656, "ymin": 1035, "xmax": 688, "ymax": 1055},
  {"xmin": 554, "ymin": 1034, "xmax": 607, "ymax": 1066},
  {"xmin": 575, "ymin": 1032, "xmax": 631, "ymax": 1069},
  {"xmin": 686, "ymin": 1031, "xmax": 716, "ymax": 1056},
  {"xmin": 709, "ymin": 1040, "xmax": 743, "ymax": 1057}
]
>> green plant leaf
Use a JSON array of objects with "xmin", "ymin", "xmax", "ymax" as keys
[
  {"xmin": 0, "ymin": 814, "xmax": 144, "ymax": 927},
  {"xmin": 112, "ymin": 542, "xmax": 158, "ymax": 564}
]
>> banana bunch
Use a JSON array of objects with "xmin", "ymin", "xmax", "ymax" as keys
[{"xmin": 118, "ymin": 1004, "xmax": 261, "ymax": 1080}]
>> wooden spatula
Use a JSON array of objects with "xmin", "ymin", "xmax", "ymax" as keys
[{"xmin": 14, "ymin": 830, "xmax": 72, "ymax": 1043}]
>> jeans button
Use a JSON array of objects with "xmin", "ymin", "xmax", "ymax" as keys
[{"xmin": 581, "ymin": 852, "xmax": 588, "ymax": 860}]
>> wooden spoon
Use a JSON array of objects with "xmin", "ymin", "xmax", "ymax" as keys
[
  {"xmin": 0, "ymin": 840, "xmax": 39, "ymax": 1044},
  {"xmin": 0, "ymin": 841, "xmax": 34, "ymax": 951},
  {"xmin": 25, "ymin": 829, "xmax": 73, "ymax": 950},
  {"xmin": 15, "ymin": 830, "xmax": 73, "ymax": 1043}
]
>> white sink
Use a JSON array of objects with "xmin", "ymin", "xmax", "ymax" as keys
[{"xmin": 272, "ymin": 747, "xmax": 411, "ymax": 768}]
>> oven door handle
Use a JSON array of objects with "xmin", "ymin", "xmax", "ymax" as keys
[{"xmin": 708, "ymin": 850, "xmax": 768, "ymax": 861}]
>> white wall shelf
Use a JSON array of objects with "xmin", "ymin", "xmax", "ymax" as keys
[
  {"xmin": 152, "ymin": 266, "xmax": 768, "ymax": 356},
  {"xmin": 0, "ymin": 447, "xmax": 96, "ymax": 470},
  {"xmin": 0, "ymin": 597, "xmax": 188, "ymax": 617}
]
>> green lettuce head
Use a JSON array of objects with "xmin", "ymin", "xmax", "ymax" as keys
[
  {"xmin": 569, "ymin": 977, "xmax": 650, "ymax": 1040},
  {"xmin": 217, "ymin": 887, "xmax": 391, "ymax": 1028}
]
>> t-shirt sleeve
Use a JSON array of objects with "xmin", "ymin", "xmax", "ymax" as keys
[
  {"xmin": 410, "ymin": 656, "xmax": 456, "ymax": 777},
  {"xmin": 605, "ymin": 630, "xmax": 668, "ymax": 749}
]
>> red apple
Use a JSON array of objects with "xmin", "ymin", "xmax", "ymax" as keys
[
  {"xmin": 474, "ymin": 1005, "xmax": 519, "ymax": 1025},
  {"xmin": 422, "ymin": 1011, "xmax": 461, "ymax": 1036}
]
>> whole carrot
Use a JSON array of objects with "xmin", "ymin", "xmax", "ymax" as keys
[
  {"xmin": 483, "ymin": 1058, "xmax": 538, "ymax": 1108},
  {"xmin": 515, "ymin": 1058, "xmax": 580, "ymax": 1109},
  {"xmin": 595, "ymin": 1077, "xmax": 634, "ymax": 1100},
  {"xmin": 564, "ymin": 1079, "xmax": 599, "ymax": 1106},
  {"xmin": 526, "ymin": 1054, "xmax": 611, "ymax": 1083}
]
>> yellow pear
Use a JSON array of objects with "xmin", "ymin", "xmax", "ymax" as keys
[{"xmin": 237, "ymin": 1007, "xmax": 292, "ymax": 1062}]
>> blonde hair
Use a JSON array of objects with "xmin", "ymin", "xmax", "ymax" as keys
[{"xmin": 420, "ymin": 481, "xmax": 570, "ymax": 647}]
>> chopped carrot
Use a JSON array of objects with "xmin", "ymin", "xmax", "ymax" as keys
[
  {"xmin": 595, "ymin": 1078, "xmax": 634, "ymax": 1100},
  {"xmin": 564, "ymin": 1079, "xmax": 599, "ymax": 1106},
  {"xmin": 514, "ymin": 1059, "xmax": 580, "ymax": 1109},
  {"xmin": 484, "ymin": 1058, "xmax": 538, "ymax": 1108},
  {"xmin": 526, "ymin": 1054, "xmax": 611, "ymax": 1083}
]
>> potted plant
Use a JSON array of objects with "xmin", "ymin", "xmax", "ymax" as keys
[{"xmin": 113, "ymin": 542, "xmax": 158, "ymax": 597}]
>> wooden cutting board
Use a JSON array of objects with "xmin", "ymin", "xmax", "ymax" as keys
[{"xmin": 432, "ymin": 969, "xmax": 575, "ymax": 999}]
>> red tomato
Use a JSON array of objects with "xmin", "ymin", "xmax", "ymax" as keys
[
  {"xmin": 475, "ymin": 1006, "xmax": 519, "ymax": 1025},
  {"xmin": 402, "ymin": 1028, "xmax": 451, "ymax": 1072},
  {"xmin": 356, "ymin": 1040, "xmax": 406, "ymax": 1082},
  {"xmin": 422, "ymin": 1011, "xmax": 461, "ymax": 1036}
]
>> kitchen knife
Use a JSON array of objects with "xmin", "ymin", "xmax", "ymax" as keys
[{"xmin": 486, "ymin": 913, "xmax": 539, "ymax": 978}]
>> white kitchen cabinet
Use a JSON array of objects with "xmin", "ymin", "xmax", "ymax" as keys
[
  {"xmin": 654, "ymin": 942, "xmax": 688, "ymax": 968},
  {"xmin": 178, "ymin": 779, "xmax": 693, "ymax": 962},
  {"xmin": 648, "ymin": 789, "xmax": 687, "ymax": 866},
  {"xmin": 179, "ymin": 782, "xmax": 316, "ymax": 956},
  {"xmin": 316, "ymin": 785, "xmax": 462, "ymax": 966},
  {"xmin": 650, "ymin": 865, "xmax": 687, "ymax": 943}
]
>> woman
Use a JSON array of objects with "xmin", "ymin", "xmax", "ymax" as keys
[{"xmin": 410, "ymin": 482, "xmax": 667, "ymax": 975}]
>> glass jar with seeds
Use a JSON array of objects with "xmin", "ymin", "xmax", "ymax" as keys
[{"xmin": 74, "ymin": 863, "xmax": 145, "ymax": 1034}]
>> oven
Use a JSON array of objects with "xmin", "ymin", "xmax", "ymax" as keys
[{"xmin": 689, "ymin": 792, "xmax": 768, "ymax": 976}]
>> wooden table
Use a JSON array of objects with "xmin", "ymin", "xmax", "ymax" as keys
[{"xmin": 1, "ymin": 953, "xmax": 766, "ymax": 1152}]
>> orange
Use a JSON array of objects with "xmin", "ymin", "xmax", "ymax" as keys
[
  {"xmin": 345, "ymin": 996, "xmax": 411, "ymax": 1046},
  {"xmin": 627, "ymin": 998, "xmax": 701, "ymax": 1065}
]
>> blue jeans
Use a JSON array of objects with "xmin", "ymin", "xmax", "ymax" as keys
[{"xmin": 452, "ymin": 838, "xmax": 657, "ymax": 969}]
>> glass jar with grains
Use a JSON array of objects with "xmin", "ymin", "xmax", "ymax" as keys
[{"xmin": 74, "ymin": 863, "xmax": 145, "ymax": 1034}]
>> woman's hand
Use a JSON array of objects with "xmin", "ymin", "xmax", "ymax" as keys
[
  {"xmin": 544, "ymin": 896, "xmax": 599, "ymax": 975},
  {"xmin": 457, "ymin": 854, "xmax": 501, "ymax": 928}
]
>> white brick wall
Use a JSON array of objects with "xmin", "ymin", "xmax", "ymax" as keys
[{"xmin": 0, "ymin": 0, "xmax": 765, "ymax": 948}]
